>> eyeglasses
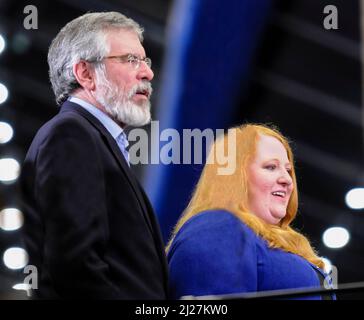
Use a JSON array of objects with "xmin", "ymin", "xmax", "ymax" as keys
[{"xmin": 92, "ymin": 54, "xmax": 152, "ymax": 70}]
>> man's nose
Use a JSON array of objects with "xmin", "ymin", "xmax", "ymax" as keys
[{"xmin": 137, "ymin": 62, "xmax": 154, "ymax": 81}]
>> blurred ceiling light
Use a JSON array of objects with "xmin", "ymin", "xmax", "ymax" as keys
[
  {"xmin": 0, "ymin": 34, "xmax": 5, "ymax": 54},
  {"xmin": 0, "ymin": 121, "xmax": 14, "ymax": 144},
  {"xmin": 0, "ymin": 158, "xmax": 20, "ymax": 182},
  {"xmin": 323, "ymin": 227, "xmax": 350, "ymax": 249},
  {"xmin": 0, "ymin": 208, "xmax": 24, "ymax": 231},
  {"xmin": 3, "ymin": 247, "xmax": 28, "ymax": 270},
  {"xmin": 345, "ymin": 188, "xmax": 364, "ymax": 209},
  {"xmin": 0, "ymin": 83, "xmax": 9, "ymax": 104}
]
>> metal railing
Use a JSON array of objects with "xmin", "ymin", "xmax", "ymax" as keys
[{"xmin": 181, "ymin": 282, "xmax": 364, "ymax": 300}]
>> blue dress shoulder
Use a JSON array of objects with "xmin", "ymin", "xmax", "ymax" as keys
[{"xmin": 167, "ymin": 210, "xmax": 333, "ymax": 299}]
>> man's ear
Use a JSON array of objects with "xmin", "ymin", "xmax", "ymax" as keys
[{"xmin": 73, "ymin": 61, "xmax": 96, "ymax": 91}]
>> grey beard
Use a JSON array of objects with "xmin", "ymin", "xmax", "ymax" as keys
[{"xmin": 94, "ymin": 69, "xmax": 152, "ymax": 127}]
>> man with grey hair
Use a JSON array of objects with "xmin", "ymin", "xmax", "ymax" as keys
[{"xmin": 20, "ymin": 12, "xmax": 168, "ymax": 299}]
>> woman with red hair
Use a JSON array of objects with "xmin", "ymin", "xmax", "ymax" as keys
[{"xmin": 167, "ymin": 124, "xmax": 335, "ymax": 300}]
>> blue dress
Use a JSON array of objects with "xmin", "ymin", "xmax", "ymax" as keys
[{"xmin": 168, "ymin": 210, "xmax": 334, "ymax": 299}]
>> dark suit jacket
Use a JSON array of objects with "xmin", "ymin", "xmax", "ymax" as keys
[{"xmin": 20, "ymin": 101, "xmax": 169, "ymax": 299}]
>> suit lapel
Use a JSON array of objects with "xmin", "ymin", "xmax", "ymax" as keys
[
  {"xmin": 60, "ymin": 102, "xmax": 155, "ymax": 235},
  {"xmin": 137, "ymin": 183, "xmax": 170, "ymax": 292},
  {"xmin": 105, "ymin": 135, "xmax": 157, "ymax": 235}
]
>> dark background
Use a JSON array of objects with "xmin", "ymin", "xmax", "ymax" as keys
[{"xmin": 0, "ymin": 0, "xmax": 362, "ymax": 299}]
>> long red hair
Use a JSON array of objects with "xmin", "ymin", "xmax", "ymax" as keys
[{"xmin": 167, "ymin": 124, "xmax": 324, "ymax": 269}]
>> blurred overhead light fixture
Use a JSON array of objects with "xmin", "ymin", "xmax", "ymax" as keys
[
  {"xmin": 345, "ymin": 188, "xmax": 364, "ymax": 209},
  {"xmin": 0, "ymin": 208, "xmax": 24, "ymax": 231},
  {"xmin": 0, "ymin": 121, "xmax": 14, "ymax": 144},
  {"xmin": 323, "ymin": 227, "xmax": 350, "ymax": 249},
  {"xmin": 0, "ymin": 83, "xmax": 8, "ymax": 104},
  {"xmin": 0, "ymin": 34, "xmax": 5, "ymax": 54},
  {"xmin": 3, "ymin": 247, "xmax": 28, "ymax": 270},
  {"xmin": 0, "ymin": 158, "xmax": 20, "ymax": 183}
]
